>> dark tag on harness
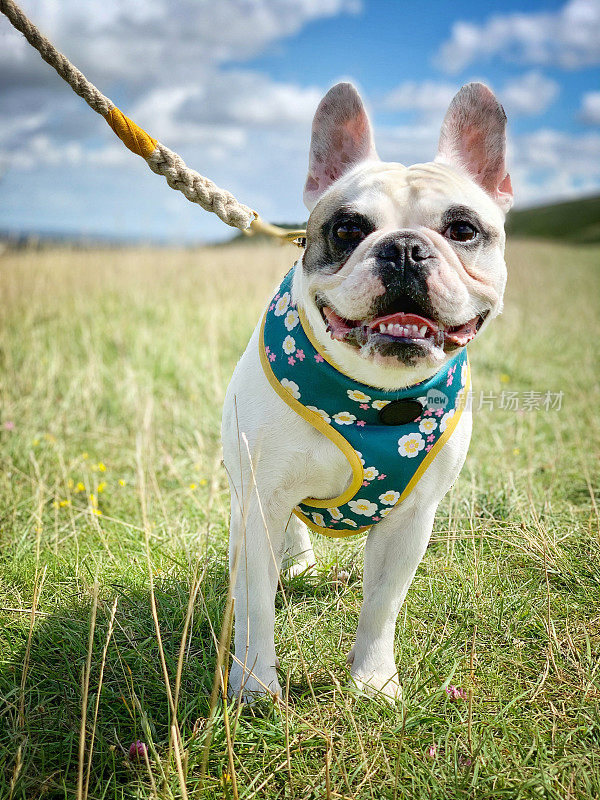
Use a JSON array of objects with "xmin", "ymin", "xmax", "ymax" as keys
[{"xmin": 378, "ymin": 398, "xmax": 424, "ymax": 426}]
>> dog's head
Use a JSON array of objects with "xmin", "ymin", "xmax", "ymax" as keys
[{"xmin": 296, "ymin": 82, "xmax": 513, "ymax": 389}]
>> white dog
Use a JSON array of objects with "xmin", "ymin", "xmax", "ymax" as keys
[{"xmin": 222, "ymin": 81, "xmax": 512, "ymax": 702}]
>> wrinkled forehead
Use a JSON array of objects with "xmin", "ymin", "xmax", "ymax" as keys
[{"xmin": 312, "ymin": 161, "xmax": 504, "ymax": 229}]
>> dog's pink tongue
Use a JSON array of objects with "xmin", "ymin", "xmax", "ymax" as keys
[{"xmin": 323, "ymin": 306, "xmax": 357, "ymax": 340}]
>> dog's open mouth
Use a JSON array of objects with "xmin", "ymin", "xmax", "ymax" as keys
[{"xmin": 321, "ymin": 305, "xmax": 487, "ymax": 350}]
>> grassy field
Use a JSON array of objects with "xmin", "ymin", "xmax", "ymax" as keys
[{"xmin": 0, "ymin": 239, "xmax": 599, "ymax": 799}]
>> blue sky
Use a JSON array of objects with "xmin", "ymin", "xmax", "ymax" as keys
[{"xmin": 1, "ymin": 0, "xmax": 599, "ymax": 242}]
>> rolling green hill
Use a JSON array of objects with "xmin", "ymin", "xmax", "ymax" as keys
[{"xmin": 506, "ymin": 194, "xmax": 600, "ymax": 244}]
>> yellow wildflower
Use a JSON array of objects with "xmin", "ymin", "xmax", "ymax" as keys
[
  {"xmin": 189, "ymin": 483, "xmax": 197, "ymax": 490},
  {"xmin": 67, "ymin": 479, "xmax": 74, "ymax": 489},
  {"xmin": 500, "ymin": 373, "xmax": 510, "ymax": 383},
  {"xmin": 199, "ymin": 478, "xmax": 208, "ymax": 486},
  {"xmin": 76, "ymin": 482, "xmax": 85, "ymax": 493},
  {"xmin": 97, "ymin": 482, "xmax": 106, "ymax": 493},
  {"xmin": 118, "ymin": 479, "xmax": 126, "ymax": 487}
]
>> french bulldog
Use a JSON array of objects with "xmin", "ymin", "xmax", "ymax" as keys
[{"xmin": 222, "ymin": 81, "xmax": 512, "ymax": 702}]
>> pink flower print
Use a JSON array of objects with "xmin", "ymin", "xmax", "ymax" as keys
[
  {"xmin": 265, "ymin": 345, "xmax": 271, "ymax": 354},
  {"xmin": 360, "ymin": 403, "xmax": 369, "ymax": 410},
  {"xmin": 269, "ymin": 353, "xmax": 276, "ymax": 362},
  {"xmin": 377, "ymin": 474, "xmax": 386, "ymax": 480},
  {"xmin": 435, "ymin": 408, "xmax": 444, "ymax": 417},
  {"xmin": 362, "ymin": 480, "xmax": 369, "ymax": 487},
  {"xmin": 423, "ymin": 409, "xmax": 433, "ymax": 416},
  {"xmin": 275, "ymin": 293, "xmax": 280, "ymax": 300},
  {"xmin": 372, "ymin": 516, "xmax": 380, "ymax": 522},
  {"xmin": 296, "ymin": 349, "xmax": 305, "ymax": 361},
  {"xmin": 314, "ymin": 354, "xmax": 324, "ymax": 363},
  {"xmin": 427, "ymin": 434, "xmax": 435, "ymax": 442},
  {"xmin": 269, "ymin": 304, "xmax": 275, "ymax": 311},
  {"xmin": 425, "ymin": 443, "xmax": 434, "ymax": 452},
  {"xmin": 446, "ymin": 685, "xmax": 467, "ymax": 701},
  {"xmin": 356, "ymin": 420, "xmax": 366, "ymax": 427},
  {"xmin": 288, "ymin": 356, "xmax": 296, "ymax": 365},
  {"xmin": 446, "ymin": 376, "xmax": 453, "ymax": 387}
]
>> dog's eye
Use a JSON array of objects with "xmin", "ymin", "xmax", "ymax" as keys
[
  {"xmin": 333, "ymin": 221, "xmax": 366, "ymax": 243},
  {"xmin": 445, "ymin": 221, "xmax": 478, "ymax": 242}
]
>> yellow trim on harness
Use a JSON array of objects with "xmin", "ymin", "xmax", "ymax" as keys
[
  {"xmin": 261, "ymin": 307, "xmax": 471, "ymax": 540},
  {"xmin": 104, "ymin": 107, "xmax": 157, "ymax": 159},
  {"xmin": 259, "ymin": 311, "xmax": 364, "ymax": 511}
]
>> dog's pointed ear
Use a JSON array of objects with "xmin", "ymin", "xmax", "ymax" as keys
[
  {"xmin": 304, "ymin": 82, "xmax": 378, "ymax": 211},
  {"xmin": 436, "ymin": 82, "xmax": 513, "ymax": 213}
]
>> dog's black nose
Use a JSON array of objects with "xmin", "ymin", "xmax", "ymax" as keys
[{"xmin": 376, "ymin": 233, "xmax": 433, "ymax": 272}]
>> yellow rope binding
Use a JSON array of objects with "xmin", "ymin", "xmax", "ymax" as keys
[{"xmin": 104, "ymin": 107, "xmax": 157, "ymax": 159}]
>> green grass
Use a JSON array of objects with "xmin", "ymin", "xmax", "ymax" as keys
[
  {"xmin": 0, "ymin": 240, "xmax": 599, "ymax": 799},
  {"xmin": 506, "ymin": 195, "xmax": 600, "ymax": 243}
]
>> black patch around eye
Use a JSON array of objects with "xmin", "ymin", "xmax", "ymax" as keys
[
  {"xmin": 303, "ymin": 210, "xmax": 375, "ymax": 274},
  {"xmin": 323, "ymin": 210, "xmax": 374, "ymax": 243},
  {"xmin": 441, "ymin": 205, "xmax": 492, "ymax": 244}
]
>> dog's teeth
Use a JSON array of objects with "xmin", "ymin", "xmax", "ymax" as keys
[
  {"xmin": 395, "ymin": 324, "xmax": 402, "ymax": 335},
  {"xmin": 379, "ymin": 323, "xmax": 386, "ymax": 333},
  {"xmin": 411, "ymin": 325, "xmax": 418, "ymax": 334},
  {"xmin": 419, "ymin": 326, "xmax": 427, "ymax": 336},
  {"xmin": 386, "ymin": 324, "xmax": 393, "ymax": 333}
]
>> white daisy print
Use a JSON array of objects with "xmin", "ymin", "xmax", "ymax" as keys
[
  {"xmin": 347, "ymin": 389, "xmax": 371, "ymax": 403},
  {"xmin": 439, "ymin": 409, "xmax": 455, "ymax": 433},
  {"xmin": 419, "ymin": 417, "xmax": 438, "ymax": 435},
  {"xmin": 328, "ymin": 507, "xmax": 343, "ymax": 520},
  {"xmin": 333, "ymin": 411, "xmax": 356, "ymax": 425},
  {"xmin": 306, "ymin": 405, "xmax": 331, "ymax": 424},
  {"xmin": 342, "ymin": 518, "xmax": 358, "ymax": 528},
  {"xmin": 371, "ymin": 399, "xmax": 391, "ymax": 410},
  {"xmin": 282, "ymin": 335, "xmax": 296, "ymax": 355},
  {"xmin": 280, "ymin": 378, "xmax": 300, "ymax": 399},
  {"xmin": 284, "ymin": 308, "xmax": 300, "ymax": 331},
  {"xmin": 354, "ymin": 450, "xmax": 365, "ymax": 465},
  {"xmin": 380, "ymin": 507, "xmax": 394, "ymax": 517},
  {"xmin": 274, "ymin": 292, "xmax": 290, "ymax": 316},
  {"xmin": 311, "ymin": 512, "xmax": 325, "ymax": 527},
  {"xmin": 398, "ymin": 432, "xmax": 425, "ymax": 458},
  {"xmin": 379, "ymin": 489, "xmax": 401, "ymax": 505},
  {"xmin": 348, "ymin": 498, "xmax": 378, "ymax": 517},
  {"xmin": 363, "ymin": 466, "xmax": 380, "ymax": 481}
]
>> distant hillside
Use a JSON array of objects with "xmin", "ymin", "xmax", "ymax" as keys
[{"xmin": 506, "ymin": 195, "xmax": 600, "ymax": 244}]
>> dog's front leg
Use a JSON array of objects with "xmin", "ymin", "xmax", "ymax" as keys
[
  {"xmin": 228, "ymin": 490, "xmax": 291, "ymax": 703},
  {"xmin": 348, "ymin": 501, "xmax": 437, "ymax": 701}
]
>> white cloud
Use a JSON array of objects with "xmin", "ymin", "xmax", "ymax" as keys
[
  {"xmin": 437, "ymin": 0, "xmax": 600, "ymax": 73},
  {"xmin": 500, "ymin": 71, "xmax": 559, "ymax": 116},
  {"xmin": 579, "ymin": 91, "xmax": 600, "ymax": 124},
  {"xmin": 380, "ymin": 72, "xmax": 559, "ymax": 123},
  {"xmin": 0, "ymin": 0, "xmax": 360, "ymax": 92},
  {"xmin": 380, "ymin": 81, "xmax": 457, "ymax": 118}
]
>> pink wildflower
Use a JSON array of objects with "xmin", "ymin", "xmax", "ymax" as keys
[
  {"xmin": 426, "ymin": 744, "xmax": 437, "ymax": 759},
  {"xmin": 128, "ymin": 740, "xmax": 147, "ymax": 761}
]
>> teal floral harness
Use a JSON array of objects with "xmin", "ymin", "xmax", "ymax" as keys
[{"xmin": 260, "ymin": 267, "xmax": 470, "ymax": 537}]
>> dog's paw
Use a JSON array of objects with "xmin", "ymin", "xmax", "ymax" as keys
[
  {"xmin": 228, "ymin": 660, "xmax": 282, "ymax": 705},
  {"xmin": 349, "ymin": 666, "xmax": 402, "ymax": 703}
]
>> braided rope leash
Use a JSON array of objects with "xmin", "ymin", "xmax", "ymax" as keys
[{"xmin": 0, "ymin": 0, "xmax": 306, "ymax": 241}]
